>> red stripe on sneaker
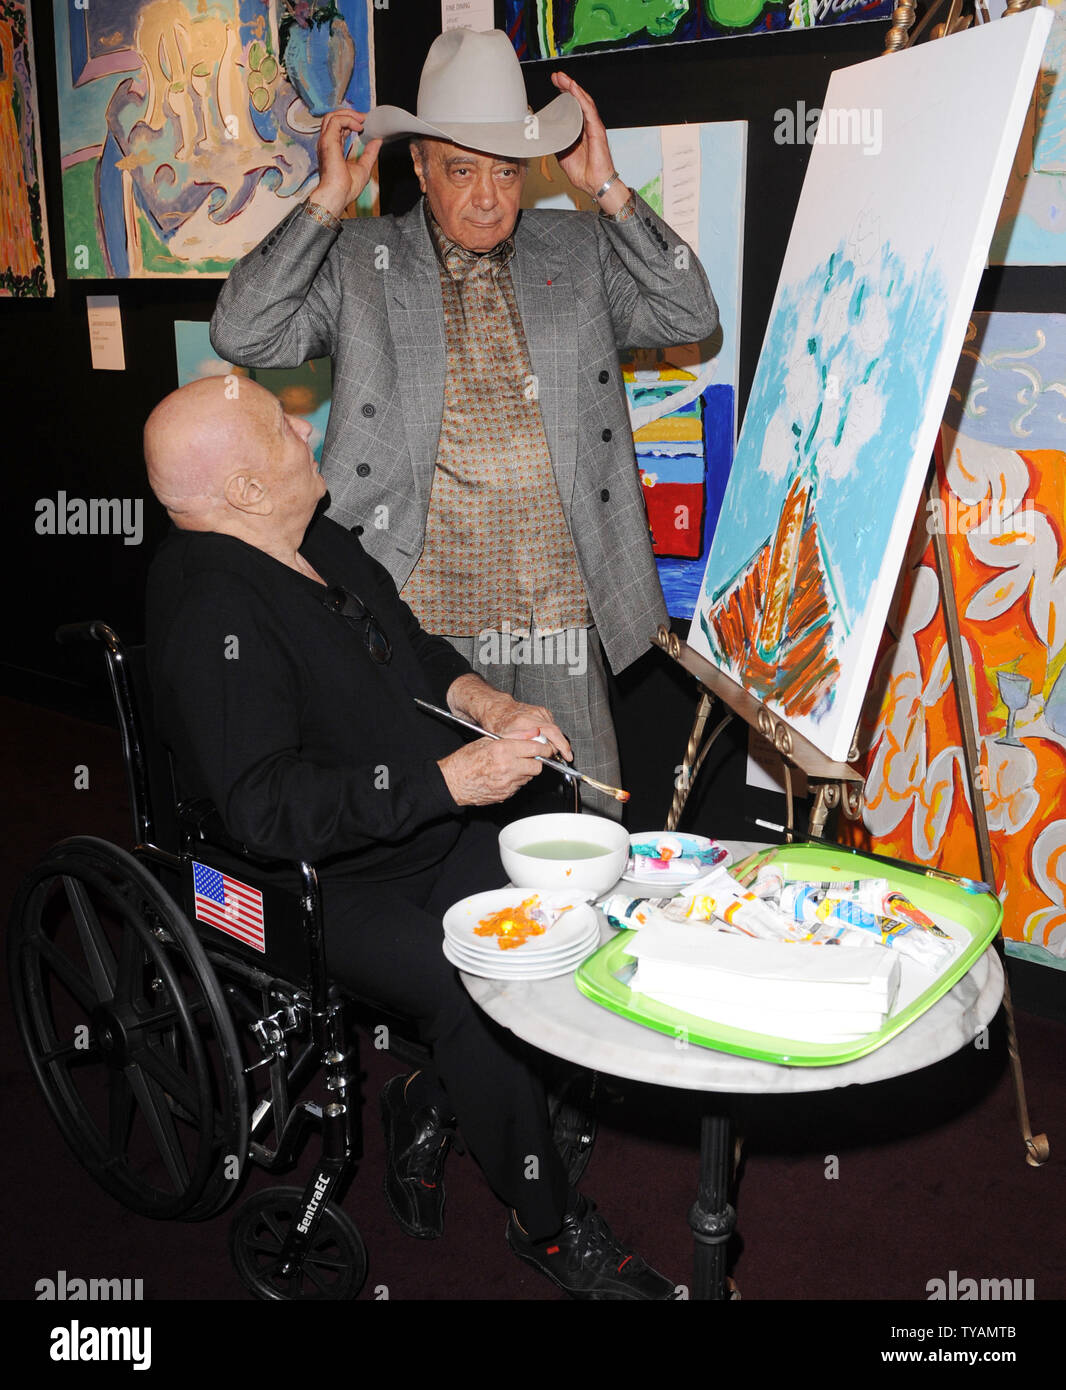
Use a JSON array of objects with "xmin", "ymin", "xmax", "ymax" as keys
[
  {"xmin": 546, "ymin": 1245, "xmax": 560, "ymax": 1255},
  {"xmin": 618, "ymin": 1255, "xmax": 633, "ymax": 1272}
]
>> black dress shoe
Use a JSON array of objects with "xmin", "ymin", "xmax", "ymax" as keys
[
  {"xmin": 506, "ymin": 1196, "xmax": 680, "ymax": 1300},
  {"xmin": 380, "ymin": 1074, "xmax": 456, "ymax": 1239}
]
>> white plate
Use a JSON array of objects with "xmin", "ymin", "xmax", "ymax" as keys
[
  {"xmin": 442, "ymin": 937, "xmax": 597, "ymax": 981},
  {"xmin": 443, "ymin": 922, "xmax": 601, "ymax": 967},
  {"xmin": 622, "ymin": 832, "xmax": 731, "ymax": 886},
  {"xmin": 443, "ymin": 889, "xmax": 596, "ymax": 955}
]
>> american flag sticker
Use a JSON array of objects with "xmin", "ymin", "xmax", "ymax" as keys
[{"xmin": 192, "ymin": 862, "xmax": 265, "ymax": 953}]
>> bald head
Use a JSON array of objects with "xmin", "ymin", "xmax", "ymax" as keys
[
  {"xmin": 144, "ymin": 377, "xmax": 324, "ymax": 560},
  {"xmin": 145, "ymin": 376, "xmax": 267, "ymax": 522}
]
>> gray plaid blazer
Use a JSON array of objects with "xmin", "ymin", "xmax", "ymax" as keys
[{"xmin": 210, "ymin": 193, "xmax": 718, "ymax": 672}]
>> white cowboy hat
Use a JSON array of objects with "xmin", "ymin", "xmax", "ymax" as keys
[{"xmin": 362, "ymin": 27, "xmax": 583, "ymax": 159}]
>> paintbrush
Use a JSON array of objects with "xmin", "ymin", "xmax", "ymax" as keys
[{"xmin": 413, "ymin": 697, "xmax": 630, "ymax": 804}]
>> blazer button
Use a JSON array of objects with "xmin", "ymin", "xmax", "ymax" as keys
[
  {"xmin": 601, "ymin": 428, "xmax": 612, "ymax": 442},
  {"xmin": 598, "ymin": 370, "xmax": 610, "ymax": 383},
  {"xmin": 361, "ymin": 403, "xmax": 375, "ymax": 417},
  {"xmin": 356, "ymin": 464, "xmax": 371, "ymax": 477},
  {"xmin": 600, "ymin": 488, "xmax": 610, "ymax": 502},
  {"xmin": 352, "ymin": 524, "xmax": 364, "ymax": 536}
]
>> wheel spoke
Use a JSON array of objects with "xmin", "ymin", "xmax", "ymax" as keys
[
  {"xmin": 31, "ymin": 934, "xmax": 98, "ymax": 1014},
  {"xmin": 114, "ymin": 919, "xmax": 146, "ymax": 1009},
  {"xmin": 123, "ymin": 1063, "xmax": 190, "ymax": 1190},
  {"xmin": 64, "ymin": 876, "xmax": 117, "ymax": 999},
  {"xmin": 108, "ymin": 1071, "xmax": 135, "ymax": 1157},
  {"xmin": 134, "ymin": 1036, "xmax": 203, "ymax": 1120},
  {"xmin": 39, "ymin": 1039, "xmax": 96, "ymax": 1067}
]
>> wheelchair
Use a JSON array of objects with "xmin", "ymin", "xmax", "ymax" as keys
[{"xmin": 8, "ymin": 622, "xmax": 597, "ymax": 1300}]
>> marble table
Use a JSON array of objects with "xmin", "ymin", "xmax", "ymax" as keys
[{"xmin": 458, "ymin": 843, "xmax": 1006, "ymax": 1298}]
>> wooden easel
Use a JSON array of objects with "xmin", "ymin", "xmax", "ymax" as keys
[{"xmin": 655, "ymin": 0, "xmax": 1049, "ymax": 1167}]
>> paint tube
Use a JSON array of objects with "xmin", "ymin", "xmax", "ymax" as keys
[
  {"xmin": 824, "ymin": 880, "xmax": 950, "ymax": 939},
  {"xmin": 779, "ymin": 884, "xmax": 952, "ymax": 968},
  {"xmin": 600, "ymin": 895, "xmax": 679, "ymax": 931},
  {"xmin": 752, "ymin": 864, "xmax": 785, "ymax": 900}
]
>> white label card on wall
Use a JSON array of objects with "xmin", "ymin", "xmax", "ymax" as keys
[
  {"xmin": 442, "ymin": 0, "xmax": 495, "ymax": 31},
  {"xmin": 86, "ymin": 295, "xmax": 126, "ymax": 371}
]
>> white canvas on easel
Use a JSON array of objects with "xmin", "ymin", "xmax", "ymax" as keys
[{"xmin": 687, "ymin": 9, "xmax": 1053, "ymax": 765}]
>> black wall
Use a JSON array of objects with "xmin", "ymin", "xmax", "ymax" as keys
[{"xmin": 5, "ymin": 4, "xmax": 1064, "ymax": 841}]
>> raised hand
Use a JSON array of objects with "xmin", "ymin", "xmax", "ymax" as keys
[
  {"xmin": 550, "ymin": 72, "xmax": 628, "ymax": 212},
  {"xmin": 313, "ymin": 109, "xmax": 382, "ymax": 218}
]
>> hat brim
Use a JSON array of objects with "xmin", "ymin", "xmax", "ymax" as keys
[{"xmin": 363, "ymin": 91, "xmax": 583, "ymax": 159}]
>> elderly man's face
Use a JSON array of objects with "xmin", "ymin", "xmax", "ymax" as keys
[
  {"xmin": 261, "ymin": 396, "xmax": 325, "ymax": 522},
  {"xmin": 411, "ymin": 140, "xmax": 526, "ymax": 253}
]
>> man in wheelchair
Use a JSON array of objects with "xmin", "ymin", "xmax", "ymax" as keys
[{"xmin": 141, "ymin": 377, "xmax": 677, "ymax": 1300}]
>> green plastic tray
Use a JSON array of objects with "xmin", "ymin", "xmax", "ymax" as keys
[{"xmin": 574, "ymin": 842, "xmax": 1003, "ymax": 1066}]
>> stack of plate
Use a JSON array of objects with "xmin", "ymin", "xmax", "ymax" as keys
[{"xmin": 442, "ymin": 889, "xmax": 601, "ymax": 981}]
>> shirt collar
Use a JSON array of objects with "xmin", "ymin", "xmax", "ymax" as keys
[{"xmin": 423, "ymin": 199, "xmax": 515, "ymax": 280}]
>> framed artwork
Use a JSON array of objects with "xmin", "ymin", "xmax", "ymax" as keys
[
  {"xmin": 0, "ymin": 0, "xmax": 52, "ymax": 296},
  {"xmin": 54, "ymin": 0, "xmax": 376, "ymax": 278},
  {"xmin": 506, "ymin": 0, "xmax": 894, "ymax": 61}
]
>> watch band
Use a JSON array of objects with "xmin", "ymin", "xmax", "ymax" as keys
[{"xmin": 304, "ymin": 199, "xmax": 342, "ymax": 231}]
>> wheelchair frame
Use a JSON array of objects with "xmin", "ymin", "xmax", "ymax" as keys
[{"xmin": 8, "ymin": 623, "xmax": 596, "ymax": 1300}]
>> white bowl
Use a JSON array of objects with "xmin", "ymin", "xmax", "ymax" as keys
[{"xmin": 499, "ymin": 812, "xmax": 629, "ymax": 896}]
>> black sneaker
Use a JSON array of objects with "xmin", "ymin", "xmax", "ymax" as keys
[
  {"xmin": 507, "ymin": 1196, "xmax": 679, "ymax": 1300},
  {"xmin": 380, "ymin": 1074, "xmax": 456, "ymax": 1239}
]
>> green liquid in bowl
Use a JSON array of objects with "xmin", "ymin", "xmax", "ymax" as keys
[{"xmin": 518, "ymin": 840, "xmax": 612, "ymax": 860}]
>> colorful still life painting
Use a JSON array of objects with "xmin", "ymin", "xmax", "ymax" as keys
[
  {"xmin": 1, "ymin": 0, "xmax": 52, "ymax": 296},
  {"xmin": 522, "ymin": 122, "xmax": 746, "ymax": 618},
  {"xmin": 687, "ymin": 13, "xmax": 1052, "ymax": 764},
  {"xmin": 506, "ymin": 0, "xmax": 893, "ymax": 60},
  {"xmin": 55, "ymin": 0, "xmax": 375, "ymax": 279},
  {"xmin": 845, "ymin": 313, "xmax": 1066, "ymax": 970},
  {"xmin": 175, "ymin": 320, "xmax": 333, "ymax": 461}
]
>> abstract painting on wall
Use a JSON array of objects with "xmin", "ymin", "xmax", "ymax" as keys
[
  {"xmin": 174, "ymin": 320, "xmax": 333, "ymax": 461},
  {"xmin": 506, "ymin": 0, "xmax": 893, "ymax": 60},
  {"xmin": 522, "ymin": 121, "xmax": 746, "ymax": 618},
  {"xmin": 1, "ymin": 0, "xmax": 53, "ymax": 297},
  {"xmin": 846, "ymin": 313, "xmax": 1066, "ymax": 970},
  {"xmin": 55, "ymin": 0, "xmax": 375, "ymax": 279},
  {"xmin": 686, "ymin": 11, "xmax": 1052, "ymax": 764},
  {"xmin": 986, "ymin": 0, "xmax": 1066, "ymax": 266}
]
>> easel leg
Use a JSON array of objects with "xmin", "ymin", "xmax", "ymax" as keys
[{"xmin": 926, "ymin": 467, "xmax": 1049, "ymax": 1167}]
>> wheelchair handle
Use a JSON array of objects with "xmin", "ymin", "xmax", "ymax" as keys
[{"xmin": 55, "ymin": 620, "xmax": 122, "ymax": 651}]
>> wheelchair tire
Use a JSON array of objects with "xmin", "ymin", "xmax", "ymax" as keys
[
  {"xmin": 548, "ymin": 1068, "xmax": 598, "ymax": 1186},
  {"xmin": 8, "ymin": 836, "xmax": 249, "ymax": 1221},
  {"xmin": 229, "ymin": 1186, "xmax": 368, "ymax": 1300}
]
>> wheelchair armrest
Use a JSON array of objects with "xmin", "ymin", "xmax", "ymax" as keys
[{"xmin": 177, "ymin": 799, "xmax": 315, "ymax": 878}]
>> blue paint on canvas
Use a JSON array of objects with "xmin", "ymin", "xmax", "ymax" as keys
[{"xmin": 700, "ymin": 238, "xmax": 947, "ymax": 637}]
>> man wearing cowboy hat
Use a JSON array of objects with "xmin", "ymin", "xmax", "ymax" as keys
[{"xmin": 211, "ymin": 26, "xmax": 718, "ymax": 821}]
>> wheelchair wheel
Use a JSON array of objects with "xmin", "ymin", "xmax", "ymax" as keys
[
  {"xmin": 229, "ymin": 1186, "xmax": 368, "ymax": 1300},
  {"xmin": 8, "ymin": 836, "xmax": 249, "ymax": 1221},
  {"xmin": 549, "ymin": 1068, "xmax": 598, "ymax": 1186}
]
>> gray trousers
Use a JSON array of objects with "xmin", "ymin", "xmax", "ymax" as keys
[{"xmin": 443, "ymin": 626, "xmax": 623, "ymax": 820}]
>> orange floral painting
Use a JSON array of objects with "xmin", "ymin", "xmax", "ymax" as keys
[{"xmin": 844, "ymin": 314, "xmax": 1066, "ymax": 970}]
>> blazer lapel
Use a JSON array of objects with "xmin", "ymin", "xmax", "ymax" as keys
[
  {"xmin": 385, "ymin": 206, "xmax": 446, "ymax": 516},
  {"xmin": 511, "ymin": 217, "xmax": 579, "ymax": 510}
]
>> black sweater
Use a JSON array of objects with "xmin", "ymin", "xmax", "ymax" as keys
[{"xmin": 146, "ymin": 513, "xmax": 471, "ymax": 878}]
